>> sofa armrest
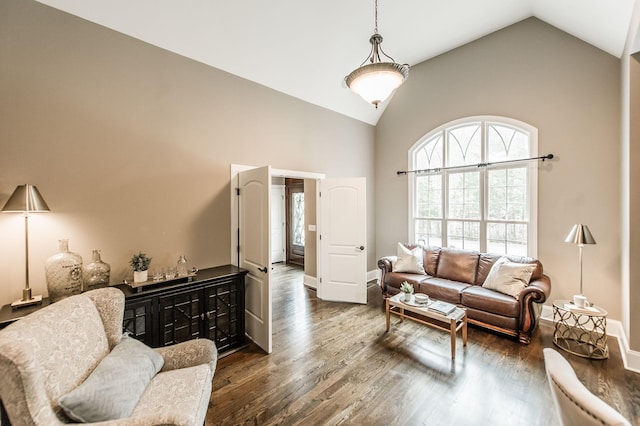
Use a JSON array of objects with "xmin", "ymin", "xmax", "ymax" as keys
[
  {"xmin": 154, "ymin": 339, "xmax": 217, "ymax": 374},
  {"xmin": 521, "ymin": 274, "xmax": 551, "ymax": 303},
  {"xmin": 518, "ymin": 274, "xmax": 552, "ymax": 343},
  {"xmin": 377, "ymin": 256, "xmax": 397, "ymax": 296},
  {"xmin": 378, "ymin": 256, "xmax": 396, "ymax": 273}
]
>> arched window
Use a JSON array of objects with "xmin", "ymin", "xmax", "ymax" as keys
[{"xmin": 408, "ymin": 117, "xmax": 538, "ymax": 256}]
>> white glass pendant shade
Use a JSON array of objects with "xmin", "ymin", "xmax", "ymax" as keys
[
  {"xmin": 344, "ymin": 0, "xmax": 410, "ymax": 108},
  {"xmin": 346, "ymin": 62, "xmax": 408, "ymax": 106}
]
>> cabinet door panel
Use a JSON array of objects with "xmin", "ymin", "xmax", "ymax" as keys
[
  {"xmin": 123, "ymin": 298, "xmax": 154, "ymax": 346},
  {"xmin": 205, "ymin": 279, "xmax": 240, "ymax": 353},
  {"xmin": 159, "ymin": 289, "xmax": 202, "ymax": 346}
]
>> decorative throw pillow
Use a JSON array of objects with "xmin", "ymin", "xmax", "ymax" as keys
[
  {"xmin": 58, "ymin": 335, "xmax": 164, "ymax": 423},
  {"xmin": 482, "ymin": 257, "xmax": 536, "ymax": 300},
  {"xmin": 393, "ymin": 243, "xmax": 426, "ymax": 274}
]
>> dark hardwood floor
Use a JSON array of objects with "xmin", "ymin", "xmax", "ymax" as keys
[{"xmin": 206, "ymin": 264, "xmax": 640, "ymax": 425}]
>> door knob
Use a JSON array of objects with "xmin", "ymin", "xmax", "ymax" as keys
[
  {"xmin": 356, "ymin": 246, "xmax": 365, "ymax": 251},
  {"xmin": 258, "ymin": 266, "xmax": 268, "ymax": 273}
]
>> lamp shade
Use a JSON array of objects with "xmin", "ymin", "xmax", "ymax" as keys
[
  {"xmin": 2, "ymin": 185, "xmax": 50, "ymax": 213},
  {"xmin": 346, "ymin": 62, "xmax": 409, "ymax": 106},
  {"xmin": 564, "ymin": 224, "xmax": 596, "ymax": 245}
]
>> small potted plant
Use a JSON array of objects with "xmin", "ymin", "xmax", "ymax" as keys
[
  {"xmin": 400, "ymin": 281, "xmax": 414, "ymax": 302},
  {"xmin": 130, "ymin": 251, "xmax": 152, "ymax": 283}
]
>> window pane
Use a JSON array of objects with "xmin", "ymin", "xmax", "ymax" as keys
[
  {"xmin": 415, "ymin": 134, "xmax": 444, "ymax": 169},
  {"xmin": 487, "ymin": 222, "xmax": 528, "ymax": 256},
  {"xmin": 507, "ymin": 223, "xmax": 528, "ymax": 256},
  {"xmin": 487, "ymin": 167, "xmax": 528, "ymax": 221},
  {"xmin": 487, "ymin": 223, "xmax": 506, "ymax": 254},
  {"xmin": 292, "ymin": 193, "xmax": 305, "ymax": 246},
  {"xmin": 447, "ymin": 221, "xmax": 480, "ymax": 251},
  {"xmin": 416, "ymin": 175, "xmax": 442, "ymax": 218},
  {"xmin": 415, "ymin": 219, "xmax": 442, "ymax": 247},
  {"xmin": 487, "ymin": 124, "xmax": 530, "ymax": 162},
  {"xmin": 448, "ymin": 172, "xmax": 480, "ymax": 219},
  {"xmin": 447, "ymin": 124, "xmax": 481, "ymax": 167}
]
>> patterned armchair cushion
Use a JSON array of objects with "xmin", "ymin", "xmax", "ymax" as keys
[{"xmin": 58, "ymin": 335, "xmax": 164, "ymax": 422}]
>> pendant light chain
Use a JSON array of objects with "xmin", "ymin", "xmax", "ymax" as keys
[{"xmin": 374, "ymin": 0, "xmax": 378, "ymax": 34}]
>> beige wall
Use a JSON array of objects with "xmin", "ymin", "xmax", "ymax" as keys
[
  {"xmin": 375, "ymin": 18, "xmax": 623, "ymax": 319},
  {"xmin": 625, "ymin": 53, "xmax": 640, "ymax": 350},
  {"xmin": 0, "ymin": 0, "xmax": 375, "ymax": 306},
  {"xmin": 304, "ymin": 179, "xmax": 317, "ymax": 278}
]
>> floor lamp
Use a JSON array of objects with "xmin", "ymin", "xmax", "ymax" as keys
[
  {"xmin": 564, "ymin": 224, "xmax": 596, "ymax": 301},
  {"xmin": 1, "ymin": 184, "xmax": 50, "ymax": 308}
]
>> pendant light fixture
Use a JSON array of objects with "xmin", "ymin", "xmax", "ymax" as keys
[{"xmin": 345, "ymin": 0, "xmax": 409, "ymax": 108}]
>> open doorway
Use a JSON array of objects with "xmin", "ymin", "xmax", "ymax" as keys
[
  {"xmin": 270, "ymin": 177, "xmax": 306, "ymax": 268},
  {"xmin": 285, "ymin": 178, "xmax": 304, "ymax": 267}
]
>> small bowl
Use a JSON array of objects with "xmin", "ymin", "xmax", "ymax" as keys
[{"xmin": 414, "ymin": 293, "xmax": 429, "ymax": 304}]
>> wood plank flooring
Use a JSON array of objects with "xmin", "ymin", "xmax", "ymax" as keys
[{"xmin": 206, "ymin": 264, "xmax": 640, "ymax": 426}]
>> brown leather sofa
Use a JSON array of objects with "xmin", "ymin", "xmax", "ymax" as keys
[{"xmin": 378, "ymin": 245, "xmax": 551, "ymax": 344}]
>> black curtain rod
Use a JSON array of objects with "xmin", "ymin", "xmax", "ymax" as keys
[{"xmin": 397, "ymin": 154, "xmax": 554, "ymax": 176}]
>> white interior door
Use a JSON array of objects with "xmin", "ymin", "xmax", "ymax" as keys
[
  {"xmin": 270, "ymin": 185, "xmax": 285, "ymax": 263},
  {"xmin": 318, "ymin": 177, "xmax": 367, "ymax": 304},
  {"xmin": 238, "ymin": 166, "xmax": 272, "ymax": 353}
]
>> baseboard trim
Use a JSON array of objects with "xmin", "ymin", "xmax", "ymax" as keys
[
  {"xmin": 304, "ymin": 274, "xmax": 317, "ymax": 290},
  {"xmin": 540, "ymin": 304, "xmax": 640, "ymax": 373},
  {"xmin": 367, "ymin": 269, "xmax": 378, "ymax": 284}
]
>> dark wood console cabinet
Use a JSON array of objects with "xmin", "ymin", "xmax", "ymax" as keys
[{"xmin": 116, "ymin": 265, "xmax": 247, "ymax": 355}]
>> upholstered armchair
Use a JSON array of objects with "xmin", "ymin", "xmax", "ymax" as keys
[
  {"xmin": 543, "ymin": 348, "xmax": 630, "ymax": 426},
  {"xmin": 0, "ymin": 288, "xmax": 217, "ymax": 425}
]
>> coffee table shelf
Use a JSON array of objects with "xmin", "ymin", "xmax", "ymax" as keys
[{"xmin": 385, "ymin": 293, "xmax": 467, "ymax": 359}]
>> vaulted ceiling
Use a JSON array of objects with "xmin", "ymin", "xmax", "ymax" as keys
[{"xmin": 36, "ymin": 0, "xmax": 638, "ymax": 125}]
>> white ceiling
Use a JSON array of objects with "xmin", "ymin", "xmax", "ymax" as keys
[{"xmin": 36, "ymin": 0, "xmax": 637, "ymax": 125}]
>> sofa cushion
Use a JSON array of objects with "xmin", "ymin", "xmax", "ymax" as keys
[
  {"xmin": 461, "ymin": 285, "xmax": 520, "ymax": 318},
  {"xmin": 394, "ymin": 243, "xmax": 426, "ymax": 274},
  {"xmin": 423, "ymin": 246, "xmax": 442, "ymax": 276},
  {"xmin": 385, "ymin": 272, "xmax": 429, "ymax": 290},
  {"xmin": 435, "ymin": 248, "xmax": 479, "ymax": 284},
  {"xmin": 129, "ymin": 364, "xmax": 213, "ymax": 426},
  {"xmin": 58, "ymin": 335, "xmax": 164, "ymax": 422},
  {"xmin": 482, "ymin": 257, "xmax": 536, "ymax": 300},
  {"xmin": 419, "ymin": 277, "xmax": 471, "ymax": 304}
]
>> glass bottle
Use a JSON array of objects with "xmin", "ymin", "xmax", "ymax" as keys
[
  {"xmin": 45, "ymin": 239, "xmax": 83, "ymax": 302},
  {"xmin": 177, "ymin": 254, "xmax": 188, "ymax": 277},
  {"xmin": 83, "ymin": 249, "xmax": 111, "ymax": 291}
]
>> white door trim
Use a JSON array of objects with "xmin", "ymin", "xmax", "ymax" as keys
[{"xmin": 230, "ymin": 164, "xmax": 325, "ymax": 266}]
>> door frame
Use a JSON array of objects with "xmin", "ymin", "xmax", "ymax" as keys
[
  {"xmin": 230, "ymin": 164, "xmax": 325, "ymax": 268},
  {"xmin": 285, "ymin": 178, "xmax": 305, "ymax": 266}
]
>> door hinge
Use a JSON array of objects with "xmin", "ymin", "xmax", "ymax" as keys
[
  {"xmin": 320, "ymin": 277, "xmax": 322, "ymax": 283},
  {"xmin": 319, "ymin": 234, "xmax": 322, "ymax": 240},
  {"xmin": 236, "ymin": 187, "xmax": 240, "ymax": 196}
]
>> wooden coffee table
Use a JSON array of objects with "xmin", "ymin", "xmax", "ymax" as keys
[{"xmin": 386, "ymin": 293, "xmax": 467, "ymax": 359}]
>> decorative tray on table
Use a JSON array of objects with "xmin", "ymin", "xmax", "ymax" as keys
[{"xmin": 119, "ymin": 271, "xmax": 198, "ymax": 291}]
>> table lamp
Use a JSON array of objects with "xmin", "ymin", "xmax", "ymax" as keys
[
  {"xmin": 564, "ymin": 224, "xmax": 596, "ymax": 301},
  {"xmin": 1, "ymin": 184, "xmax": 50, "ymax": 308}
]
